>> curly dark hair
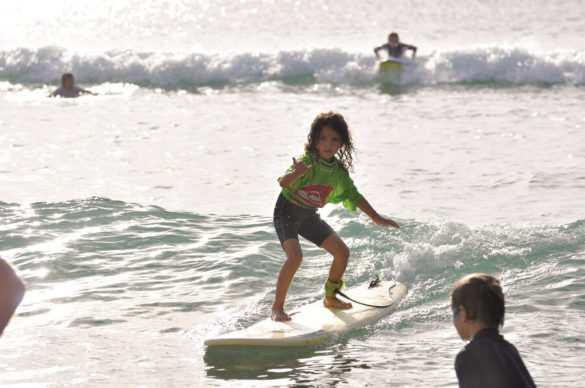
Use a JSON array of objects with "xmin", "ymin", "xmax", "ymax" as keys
[{"xmin": 304, "ymin": 112, "xmax": 356, "ymax": 171}]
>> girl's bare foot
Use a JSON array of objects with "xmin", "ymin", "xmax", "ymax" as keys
[
  {"xmin": 323, "ymin": 295, "xmax": 352, "ymax": 310},
  {"xmin": 271, "ymin": 307, "xmax": 291, "ymax": 322}
]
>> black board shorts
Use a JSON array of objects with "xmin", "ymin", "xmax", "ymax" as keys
[{"xmin": 273, "ymin": 193, "xmax": 334, "ymax": 247}]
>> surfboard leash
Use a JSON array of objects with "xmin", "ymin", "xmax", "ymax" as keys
[{"xmin": 335, "ymin": 289, "xmax": 394, "ymax": 309}]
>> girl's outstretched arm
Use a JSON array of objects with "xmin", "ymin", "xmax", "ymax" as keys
[{"xmin": 357, "ymin": 198, "xmax": 400, "ymax": 229}]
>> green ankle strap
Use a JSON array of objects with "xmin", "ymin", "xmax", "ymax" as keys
[{"xmin": 325, "ymin": 279, "xmax": 345, "ymax": 297}]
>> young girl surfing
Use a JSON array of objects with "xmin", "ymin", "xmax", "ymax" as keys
[{"xmin": 272, "ymin": 112, "xmax": 400, "ymax": 322}]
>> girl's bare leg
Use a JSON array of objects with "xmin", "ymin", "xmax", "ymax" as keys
[
  {"xmin": 320, "ymin": 234, "xmax": 352, "ymax": 310},
  {"xmin": 271, "ymin": 239, "xmax": 303, "ymax": 321}
]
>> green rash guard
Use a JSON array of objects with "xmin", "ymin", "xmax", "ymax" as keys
[{"xmin": 279, "ymin": 152, "xmax": 364, "ymax": 211}]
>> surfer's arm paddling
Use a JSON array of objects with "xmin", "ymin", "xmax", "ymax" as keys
[{"xmin": 373, "ymin": 45, "xmax": 385, "ymax": 60}]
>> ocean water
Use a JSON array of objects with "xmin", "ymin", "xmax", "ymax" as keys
[{"xmin": 1, "ymin": 0, "xmax": 585, "ymax": 386}]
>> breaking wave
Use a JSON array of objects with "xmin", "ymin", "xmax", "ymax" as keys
[{"xmin": 1, "ymin": 46, "xmax": 584, "ymax": 89}]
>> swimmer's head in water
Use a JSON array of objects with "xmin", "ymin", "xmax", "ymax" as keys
[
  {"xmin": 304, "ymin": 111, "xmax": 355, "ymax": 172},
  {"xmin": 388, "ymin": 32, "xmax": 400, "ymax": 48},
  {"xmin": 61, "ymin": 73, "xmax": 75, "ymax": 89}
]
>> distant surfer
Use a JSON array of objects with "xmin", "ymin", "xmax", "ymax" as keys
[
  {"xmin": 451, "ymin": 274, "xmax": 536, "ymax": 387},
  {"xmin": 0, "ymin": 257, "xmax": 25, "ymax": 337},
  {"xmin": 271, "ymin": 112, "xmax": 400, "ymax": 322},
  {"xmin": 374, "ymin": 32, "xmax": 417, "ymax": 61},
  {"xmin": 51, "ymin": 73, "xmax": 96, "ymax": 98}
]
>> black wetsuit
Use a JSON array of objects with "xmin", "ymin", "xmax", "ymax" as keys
[
  {"xmin": 376, "ymin": 42, "xmax": 417, "ymax": 58},
  {"xmin": 455, "ymin": 328, "xmax": 536, "ymax": 388}
]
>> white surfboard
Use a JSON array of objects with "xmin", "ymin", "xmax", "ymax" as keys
[{"xmin": 204, "ymin": 279, "xmax": 407, "ymax": 347}]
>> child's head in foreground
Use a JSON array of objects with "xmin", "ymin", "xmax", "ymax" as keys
[
  {"xmin": 304, "ymin": 111, "xmax": 355, "ymax": 172},
  {"xmin": 451, "ymin": 273, "xmax": 505, "ymax": 340}
]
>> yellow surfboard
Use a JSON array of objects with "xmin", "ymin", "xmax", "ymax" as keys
[
  {"xmin": 379, "ymin": 60, "xmax": 403, "ymax": 80},
  {"xmin": 379, "ymin": 60, "xmax": 403, "ymax": 70},
  {"xmin": 204, "ymin": 279, "xmax": 407, "ymax": 347}
]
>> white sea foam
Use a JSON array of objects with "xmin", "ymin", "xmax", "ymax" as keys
[{"xmin": 1, "ymin": 46, "xmax": 584, "ymax": 89}]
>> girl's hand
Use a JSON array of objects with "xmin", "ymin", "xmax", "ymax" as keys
[
  {"xmin": 278, "ymin": 157, "xmax": 312, "ymax": 188},
  {"xmin": 373, "ymin": 214, "xmax": 400, "ymax": 229},
  {"xmin": 292, "ymin": 157, "xmax": 312, "ymax": 177}
]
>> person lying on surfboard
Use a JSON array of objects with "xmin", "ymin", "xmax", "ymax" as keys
[
  {"xmin": 271, "ymin": 111, "xmax": 400, "ymax": 322},
  {"xmin": 51, "ymin": 73, "xmax": 96, "ymax": 98},
  {"xmin": 374, "ymin": 32, "xmax": 417, "ymax": 60}
]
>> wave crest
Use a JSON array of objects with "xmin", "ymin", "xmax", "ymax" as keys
[{"xmin": 1, "ymin": 46, "xmax": 584, "ymax": 89}]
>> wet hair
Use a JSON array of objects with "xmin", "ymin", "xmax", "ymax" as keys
[
  {"xmin": 61, "ymin": 73, "xmax": 74, "ymax": 84},
  {"xmin": 388, "ymin": 32, "xmax": 399, "ymax": 40},
  {"xmin": 451, "ymin": 273, "xmax": 505, "ymax": 328},
  {"xmin": 304, "ymin": 112, "xmax": 355, "ymax": 171}
]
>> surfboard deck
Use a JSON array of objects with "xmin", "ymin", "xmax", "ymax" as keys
[
  {"xmin": 204, "ymin": 280, "xmax": 407, "ymax": 347},
  {"xmin": 378, "ymin": 60, "xmax": 403, "ymax": 82},
  {"xmin": 379, "ymin": 60, "xmax": 403, "ymax": 70}
]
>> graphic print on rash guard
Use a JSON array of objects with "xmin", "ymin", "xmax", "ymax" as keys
[
  {"xmin": 294, "ymin": 184, "xmax": 334, "ymax": 208},
  {"xmin": 279, "ymin": 152, "xmax": 364, "ymax": 211}
]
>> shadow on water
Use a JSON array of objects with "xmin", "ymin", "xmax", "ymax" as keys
[
  {"xmin": 377, "ymin": 82, "xmax": 408, "ymax": 95},
  {"xmin": 375, "ymin": 63, "xmax": 409, "ymax": 95},
  {"xmin": 375, "ymin": 77, "xmax": 418, "ymax": 95},
  {"xmin": 204, "ymin": 339, "xmax": 366, "ymax": 385}
]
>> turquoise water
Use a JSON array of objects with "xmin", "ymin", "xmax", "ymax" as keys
[
  {"xmin": 2, "ymin": 0, "xmax": 585, "ymax": 386},
  {"xmin": 1, "ymin": 198, "xmax": 584, "ymax": 385}
]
